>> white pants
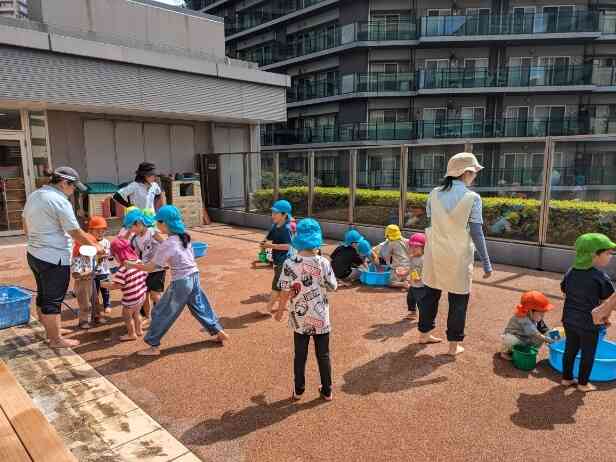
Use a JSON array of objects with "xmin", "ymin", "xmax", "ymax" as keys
[{"xmin": 501, "ymin": 333, "xmax": 521, "ymax": 352}]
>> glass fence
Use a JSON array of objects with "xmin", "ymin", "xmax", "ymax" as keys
[{"xmin": 213, "ymin": 137, "xmax": 616, "ymax": 249}]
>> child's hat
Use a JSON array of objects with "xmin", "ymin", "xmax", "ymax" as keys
[
  {"xmin": 88, "ymin": 216, "xmax": 108, "ymax": 230},
  {"xmin": 445, "ymin": 152, "xmax": 484, "ymax": 178},
  {"xmin": 110, "ymin": 238, "xmax": 139, "ymax": 264},
  {"xmin": 574, "ymin": 233, "xmax": 616, "ymax": 270},
  {"xmin": 409, "ymin": 233, "xmax": 426, "ymax": 247},
  {"xmin": 292, "ymin": 218, "xmax": 323, "ymax": 251},
  {"xmin": 357, "ymin": 239, "xmax": 372, "ymax": 257},
  {"xmin": 271, "ymin": 200, "xmax": 292, "ymax": 215},
  {"xmin": 515, "ymin": 291, "xmax": 554, "ymax": 317},
  {"xmin": 385, "ymin": 224, "xmax": 402, "ymax": 241},
  {"xmin": 155, "ymin": 205, "xmax": 186, "ymax": 234},
  {"xmin": 343, "ymin": 229, "xmax": 363, "ymax": 246}
]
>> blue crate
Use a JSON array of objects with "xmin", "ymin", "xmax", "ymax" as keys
[
  {"xmin": 192, "ymin": 242, "xmax": 208, "ymax": 258},
  {"xmin": 0, "ymin": 286, "xmax": 32, "ymax": 329},
  {"xmin": 359, "ymin": 264, "xmax": 391, "ymax": 286}
]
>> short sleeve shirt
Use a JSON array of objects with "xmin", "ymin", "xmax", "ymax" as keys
[
  {"xmin": 375, "ymin": 239, "xmax": 411, "ymax": 268},
  {"xmin": 330, "ymin": 245, "xmax": 363, "ymax": 279},
  {"xmin": 153, "ymin": 235, "xmax": 198, "ymax": 281},
  {"xmin": 131, "ymin": 229, "xmax": 162, "ymax": 266},
  {"xmin": 266, "ymin": 223, "xmax": 293, "ymax": 266},
  {"xmin": 23, "ymin": 185, "xmax": 81, "ymax": 265},
  {"xmin": 117, "ymin": 181, "xmax": 161, "ymax": 210},
  {"xmin": 561, "ymin": 267, "xmax": 615, "ymax": 331},
  {"xmin": 112, "ymin": 266, "xmax": 148, "ymax": 306},
  {"xmin": 426, "ymin": 180, "xmax": 483, "ymax": 224},
  {"xmin": 278, "ymin": 255, "xmax": 338, "ymax": 335}
]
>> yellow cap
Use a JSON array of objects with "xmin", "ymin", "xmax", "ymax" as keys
[{"xmin": 385, "ymin": 224, "xmax": 402, "ymax": 241}]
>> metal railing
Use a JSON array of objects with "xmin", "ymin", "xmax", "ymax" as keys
[{"xmin": 355, "ymin": 20, "xmax": 418, "ymax": 41}]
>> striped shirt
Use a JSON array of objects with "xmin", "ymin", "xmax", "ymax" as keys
[{"xmin": 112, "ymin": 266, "xmax": 148, "ymax": 307}]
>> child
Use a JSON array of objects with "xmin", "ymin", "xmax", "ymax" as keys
[
  {"xmin": 260, "ymin": 200, "xmax": 293, "ymax": 313},
  {"xmin": 275, "ymin": 218, "xmax": 338, "ymax": 401},
  {"xmin": 501, "ymin": 291, "xmax": 554, "ymax": 360},
  {"xmin": 406, "ymin": 233, "xmax": 426, "ymax": 320},
  {"xmin": 330, "ymin": 229, "xmax": 365, "ymax": 286},
  {"xmin": 561, "ymin": 233, "xmax": 616, "ymax": 392},
  {"xmin": 71, "ymin": 233, "xmax": 99, "ymax": 329},
  {"xmin": 88, "ymin": 216, "xmax": 113, "ymax": 316},
  {"xmin": 126, "ymin": 205, "xmax": 229, "ymax": 355},
  {"xmin": 374, "ymin": 224, "xmax": 411, "ymax": 289},
  {"xmin": 103, "ymin": 239, "xmax": 148, "ymax": 341},
  {"xmin": 123, "ymin": 209, "xmax": 166, "ymax": 325}
]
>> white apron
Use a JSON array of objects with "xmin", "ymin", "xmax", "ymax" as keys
[{"xmin": 422, "ymin": 189, "xmax": 476, "ymax": 295}]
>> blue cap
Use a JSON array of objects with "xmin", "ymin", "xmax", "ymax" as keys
[
  {"xmin": 357, "ymin": 239, "xmax": 372, "ymax": 257},
  {"xmin": 272, "ymin": 199, "xmax": 292, "ymax": 215},
  {"xmin": 343, "ymin": 229, "xmax": 363, "ymax": 246},
  {"xmin": 123, "ymin": 209, "xmax": 154, "ymax": 228},
  {"xmin": 292, "ymin": 218, "xmax": 323, "ymax": 251},
  {"xmin": 155, "ymin": 205, "xmax": 186, "ymax": 234}
]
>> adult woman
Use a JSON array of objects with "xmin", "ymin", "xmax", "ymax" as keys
[
  {"xmin": 418, "ymin": 152, "xmax": 493, "ymax": 356},
  {"xmin": 113, "ymin": 162, "xmax": 165, "ymax": 212}
]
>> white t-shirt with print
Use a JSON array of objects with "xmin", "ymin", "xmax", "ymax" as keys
[
  {"xmin": 278, "ymin": 255, "xmax": 337, "ymax": 335},
  {"xmin": 117, "ymin": 181, "xmax": 161, "ymax": 210},
  {"xmin": 131, "ymin": 228, "xmax": 162, "ymax": 265}
]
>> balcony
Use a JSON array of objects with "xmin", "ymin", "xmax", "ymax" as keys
[
  {"xmin": 420, "ymin": 12, "xmax": 600, "ymax": 38},
  {"xmin": 261, "ymin": 117, "xmax": 616, "ymax": 146},
  {"xmin": 354, "ymin": 20, "xmax": 418, "ymax": 41}
]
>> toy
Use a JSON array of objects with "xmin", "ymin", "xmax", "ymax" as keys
[{"xmin": 548, "ymin": 327, "xmax": 565, "ymax": 341}]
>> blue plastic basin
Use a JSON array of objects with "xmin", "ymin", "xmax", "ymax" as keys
[
  {"xmin": 0, "ymin": 286, "xmax": 32, "ymax": 329},
  {"xmin": 192, "ymin": 242, "xmax": 208, "ymax": 258},
  {"xmin": 549, "ymin": 337, "xmax": 616, "ymax": 382},
  {"xmin": 359, "ymin": 264, "xmax": 391, "ymax": 286}
]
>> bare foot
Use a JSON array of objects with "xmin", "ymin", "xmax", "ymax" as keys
[
  {"xmin": 338, "ymin": 280, "xmax": 351, "ymax": 288},
  {"xmin": 500, "ymin": 352, "xmax": 513, "ymax": 361},
  {"xmin": 406, "ymin": 312, "xmax": 417, "ymax": 320},
  {"xmin": 138, "ymin": 346, "xmax": 160, "ymax": 356},
  {"xmin": 419, "ymin": 334, "xmax": 442, "ymax": 344},
  {"xmin": 104, "ymin": 308, "xmax": 112, "ymax": 315},
  {"xmin": 448, "ymin": 343, "xmax": 465, "ymax": 356},
  {"xmin": 577, "ymin": 383, "xmax": 597, "ymax": 392},
  {"xmin": 141, "ymin": 318, "xmax": 151, "ymax": 329},
  {"xmin": 119, "ymin": 335, "xmax": 138, "ymax": 342},
  {"xmin": 561, "ymin": 379, "xmax": 577, "ymax": 387},
  {"xmin": 214, "ymin": 330, "xmax": 230, "ymax": 344},
  {"xmin": 49, "ymin": 338, "xmax": 80, "ymax": 348},
  {"xmin": 60, "ymin": 328, "xmax": 72, "ymax": 335}
]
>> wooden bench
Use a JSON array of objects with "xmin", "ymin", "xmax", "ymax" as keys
[{"xmin": 0, "ymin": 361, "xmax": 77, "ymax": 462}]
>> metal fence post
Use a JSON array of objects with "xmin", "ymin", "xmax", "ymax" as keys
[
  {"xmin": 243, "ymin": 152, "xmax": 250, "ymax": 213},
  {"xmin": 349, "ymin": 149, "xmax": 357, "ymax": 224},
  {"xmin": 399, "ymin": 144, "xmax": 409, "ymax": 227},
  {"xmin": 538, "ymin": 137, "xmax": 554, "ymax": 247},
  {"xmin": 308, "ymin": 150, "xmax": 315, "ymax": 217},
  {"xmin": 273, "ymin": 151, "xmax": 280, "ymax": 200}
]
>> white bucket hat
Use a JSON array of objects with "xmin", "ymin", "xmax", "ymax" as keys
[{"xmin": 445, "ymin": 152, "xmax": 484, "ymax": 178}]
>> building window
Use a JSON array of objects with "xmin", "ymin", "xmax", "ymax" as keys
[{"xmin": 369, "ymin": 109, "xmax": 409, "ymax": 123}]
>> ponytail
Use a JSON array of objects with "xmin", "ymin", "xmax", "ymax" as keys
[
  {"xmin": 178, "ymin": 232, "xmax": 191, "ymax": 249},
  {"xmin": 441, "ymin": 176, "xmax": 455, "ymax": 191}
]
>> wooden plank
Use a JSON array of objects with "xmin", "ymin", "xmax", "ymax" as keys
[
  {"xmin": 0, "ymin": 406, "xmax": 31, "ymax": 462},
  {"xmin": 0, "ymin": 361, "xmax": 77, "ymax": 462}
]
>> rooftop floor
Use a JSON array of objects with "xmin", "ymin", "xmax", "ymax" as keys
[{"xmin": 1, "ymin": 224, "xmax": 614, "ymax": 461}]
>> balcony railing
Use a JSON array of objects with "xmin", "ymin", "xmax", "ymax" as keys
[
  {"xmin": 355, "ymin": 20, "xmax": 418, "ymax": 41},
  {"xmin": 285, "ymin": 29, "xmax": 341, "ymax": 59},
  {"xmin": 261, "ymin": 117, "xmax": 616, "ymax": 145},
  {"xmin": 420, "ymin": 12, "xmax": 600, "ymax": 37}
]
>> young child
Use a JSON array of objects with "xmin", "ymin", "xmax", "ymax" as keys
[
  {"xmin": 123, "ymin": 209, "xmax": 166, "ymax": 325},
  {"xmin": 501, "ymin": 291, "xmax": 554, "ymax": 360},
  {"xmin": 126, "ymin": 205, "xmax": 229, "ymax": 355},
  {"xmin": 103, "ymin": 239, "xmax": 148, "ymax": 341},
  {"xmin": 71, "ymin": 233, "xmax": 99, "ymax": 329},
  {"xmin": 261, "ymin": 200, "xmax": 293, "ymax": 313},
  {"xmin": 374, "ymin": 224, "xmax": 411, "ymax": 289},
  {"xmin": 275, "ymin": 218, "xmax": 338, "ymax": 401},
  {"xmin": 406, "ymin": 233, "xmax": 426, "ymax": 320},
  {"xmin": 560, "ymin": 233, "xmax": 616, "ymax": 392},
  {"xmin": 330, "ymin": 229, "xmax": 365, "ymax": 286},
  {"xmin": 88, "ymin": 216, "xmax": 113, "ymax": 316}
]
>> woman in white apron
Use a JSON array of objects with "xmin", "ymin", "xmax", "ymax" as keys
[
  {"xmin": 418, "ymin": 152, "xmax": 493, "ymax": 356},
  {"xmin": 113, "ymin": 162, "xmax": 164, "ymax": 212}
]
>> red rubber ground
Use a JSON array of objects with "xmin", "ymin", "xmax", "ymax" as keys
[{"xmin": 2, "ymin": 225, "xmax": 615, "ymax": 462}]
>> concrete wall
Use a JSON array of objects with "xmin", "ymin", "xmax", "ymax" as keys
[{"xmin": 38, "ymin": 0, "xmax": 226, "ymax": 59}]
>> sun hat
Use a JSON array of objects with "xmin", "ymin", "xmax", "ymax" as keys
[
  {"xmin": 292, "ymin": 218, "xmax": 323, "ymax": 251},
  {"xmin": 409, "ymin": 233, "xmax": 426, "ymax": 248},
  {"xmin": 357, "ymin": 239, "xmax": 372, "ymax": 257},
  {"xmin": 123, "ymin": 209, "xmax": 146, "ymax": 228},
  {"xmin": 155, "ymin": 205, "xmax": 186, "ymax": 234},
  {"xmin": 515, "ymin": 291, "xmax": 554, "ymax": 318},
  {"xmin": 110, "ymin": 238, "xmax": 139, "ymax": 264},
  {"xmin": 88, "ymin": 216, "xmax": 108, "ymax": 230},
  {"xmin": 574, "ymin": 233, "xmax": 616, "ymax": 270},
  {"xmin": 445, "ymin": 152, "xmax": 484, "ymax": 178},
  {"xmin": 53, "ymin": 166, "xmax": 87, "ymax": 192},
  {"xmin": 385, "ymin": 224, "xmax": 402, "ymax": 241},
  {"xmin": 343, "ymin": 229, "xmax": 363, "ymax": 246},
  {"xmin": 136, "ymin": 162, "xmax": 157, "ymax": 176},
  {"xmin": 271, "ymin": 199, "xmax": 292, "ymax": 215}
]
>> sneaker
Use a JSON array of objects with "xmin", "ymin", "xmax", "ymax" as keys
[
  {"xmin": 319, "ymin": 386, "xmax": 333, "ymax": 401},
  {"xmin": 292, "ymin": 389, "xmax": 303, "ymax": 401}
]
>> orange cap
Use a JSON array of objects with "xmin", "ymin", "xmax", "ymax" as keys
[
  {"xmin": 88, "ymin": 216, "xmax": 108, "ymax": 230},
  {"xmin": 515, "ymin": 291, "xmax": 554, "ymax": 317}
]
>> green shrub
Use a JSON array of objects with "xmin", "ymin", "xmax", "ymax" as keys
[{"xmin": 251, "ymin": 187, "xmax": 616, "ymax": 246}]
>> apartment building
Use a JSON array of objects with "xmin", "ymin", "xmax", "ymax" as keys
[
  {"xmin": 189, "ymin": 0, "xmax": 616, "ymax": 200},
  {"xmin": 0, "ymin": 0, "xmax": 27, "ymax": 17}
]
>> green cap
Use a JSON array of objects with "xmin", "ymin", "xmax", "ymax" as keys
[{"xmin": 574, "ymin": 233, "xmax": 616, "ymax": 270}]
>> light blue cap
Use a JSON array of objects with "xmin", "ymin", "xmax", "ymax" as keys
[
  {"xmin": 343, "ymin": 229, "xmax": 363, "ymax": 246},
  {"xmin": 292, "ymin": 218, "xmax": 323, "ymax": 251},
  {"xmin": 357, "ymin": 239, "xmax": 372, "ymax": 257},
  {"xmin": 272, "ymin": 199, "xmax": 292, "ymax": 215},
  {"xmin": 155, "ymin": 205, "xmax": 185, "ymax": 234}
]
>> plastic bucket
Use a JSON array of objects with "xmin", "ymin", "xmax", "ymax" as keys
[
  {"xmin": 0, "ymin": 286, "xmax": 32, "ymax": 329},
  {"xmin": 258, "ymin": 251, "xmax": 268, "ymax": 263},
  {"xmin": 192, "ymin": 242, "xmax": 208, "ymax": 258},
  {"xmin": 359, "ymin": 264, "xmax": 391, "ymax": 286},
  {"xmin": 512, "ymin": 344, "xmax": 538, "ymax": 371}
]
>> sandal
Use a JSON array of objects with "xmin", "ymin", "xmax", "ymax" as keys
[
  {"xmin": 319, "ymin": 386, "xmax": 333, "ymax": 402},
  {"xmin": 78, "ymin": 321, "xmax": 92, "ymax": 330}
]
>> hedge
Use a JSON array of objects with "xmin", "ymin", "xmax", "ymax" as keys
[{"xmin": 252, "ymin": 187, "xmax": 616, "ymax": 246}]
